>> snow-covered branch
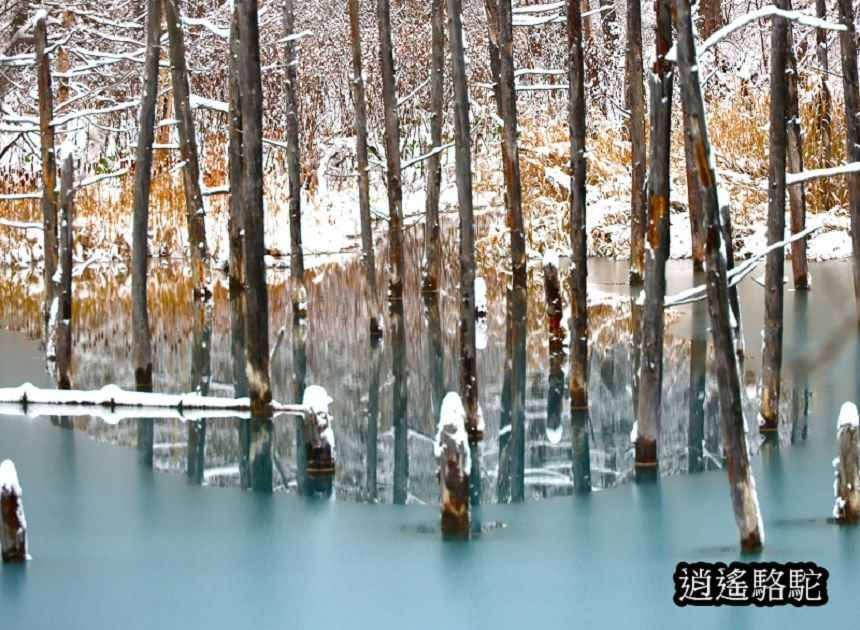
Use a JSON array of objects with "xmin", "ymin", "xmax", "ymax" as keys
[
  {"xmin": 182, "ymin": 15, "xmax": 229, "ymax": 39},
  {"xmin": 402, "ymin": 141, "xmax": 455, "ymax": 170},
  {"xmin": 785, "ymin": 161, "xmax": 860, "ymax": 186},
  {"xmin": 0, "ymin": 219, "xmax": 42, "ymax": 229}
]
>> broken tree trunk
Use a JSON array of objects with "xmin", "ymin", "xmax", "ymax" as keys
[
  {"xmin": 674, "ymin": 0, "xmax": 764, "ymax": 552},
  {"xmin": 1, "ymin": 460, "xmax": 27, "ymax": 563},
  {"xmin": 837, "ymin": 0, "xmax": 860, "ymax": 326},
  {"xmin": 163, "ymin": 0, "xmax": 210, "ymax": 298},
  {"xmin": 760, "ymin": 1, "xmax": 789, "ymax": 432},
  {"xmin": 55, "ymin": 151, "xmax": 74, "ymax": 390},
  {"xmin": 834, "ymin": 402, "xmax": 859, "ymax": 522},
  {"xmin": 625, "ymin": 0, "xmax": 647, "ymax": 283},
  {"xmin": 302, "ymin": 385, "xmax": 336, "ymax": 481},
  {"xmin": 131, "ymin": 0, "xmax": 162, "ymax": 392},
  {"xmin": 635, "ymin": 0, "xmax": 673, "ymax": 472},
  {"xmin": 236, "ymin": 0, "xmax": 272, "ymax": 412},
  {"xmin": 348, "ymin": 0, "xmax": 382, "ymax": 337},
  {"xmin": 448, "ymin": 0, "xmax": 482, "ymax": 440},
  {"xmin": 437, "ymin": 393, "xmax": 471, "ymax": 537},
  {"xmin": 34, "ymin": 13, "xmax": 58, "ymax": 344},
  {"xmin": 284, "ymin": 0, "xmax": 306, "ymax": 323}
]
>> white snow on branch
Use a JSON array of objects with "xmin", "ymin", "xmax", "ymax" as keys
[
  {"xmin": 784, "ymin": 161, "xmax": 860, "ymax": 186},
  {"xmin": 182, "ymin": 16, "xmax": 229, "ymax": 39},
  {"xmin": 278, "ymin": 30, "xmax": 315, "ymax": 45},
  {"xmin": 512, "ymin": 2, "xmax": 564, "ymax": 15},
  {"xmin": 397, "ymin": 78, "xmax": 430, "ymax": 108},
  {"xmin": 189, "ymin": 94, "xmax": 229, "ymax": 114}
]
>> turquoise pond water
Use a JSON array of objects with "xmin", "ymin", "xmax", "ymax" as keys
[{"xmin": 2, "ymin": 260, "xmax": 860, "ymax": 627}]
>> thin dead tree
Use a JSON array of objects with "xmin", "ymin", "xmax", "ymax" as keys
[
  {"xmin": 682, "ymin": 97, "xmax": 705, "ymax": 271},
  {"xmin": 348, "ymin": 0, "xmax": 382, "ymax": 337},
  {"xmin": 55, "ymin": 151, "xmax": 74, "ymax": 390},
  {"xmin": 284, "ymin": 0, "xmax": 306, "ymax": 322},
  {"xmin": 674, "ymin": 0, "xmax": 764, "ymax": 552},
  {"xmin": 760, "ymin": 0, "xmax": 790, "ymax": 432},
  {"xmin": 163, "ymin": 0, "xmax": 210, "ymax": 298},
  {"xmin": 132, "ymin": 0, "xmax": 162, "ymax": 392},
  {"xmin": 815, "ymin": 0, "xmax": 833, "ymax": 205},
  {"xmin": 635, "ymin": 0, "xmax": 673, "ymax": 473},
  {"xmin": 625, "ymin": 0, "xmax": 647, "ymax": 283}
]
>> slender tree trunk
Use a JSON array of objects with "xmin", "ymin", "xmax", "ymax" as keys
[
  {"xmin": 34, "ymin": 14, "xmax": 57, "ymax": 344},
  {"xmin": 625, "ymin": 0, "xmax": 647, "ymax": 283},
  {"xmin": 132, "ymin": 0, "xmax": 162, "ymax": 392},
  {"xmin": 837, "ymin": 0, "xmax": 860, "ymax": 326},
  {"xmin": 784, "ymin": 4, "xmax": 809, "ymax": 291},
  {"xmin": 365, "ymin": 343, "xmax": 382, "ymax": 501},
  {"xmin": 682, "ymin": 96, "xmax": 705, "ymax": 271},
  {"xmin": 688, "ymin": 276, "xmax": 707, "ymax": 473},
  {"xmin": 760, "ymin": 4, "xmax": 789, "ymax": 432},
  {"xmin": 635, "ymin": 0, "xmax": 672, "ymax": 472},
  {"xmin": 55, "ymin": 152, "xmax": 74, "ymax": 390},
  {"xmin": 55, "ymin": 10, "xmax": 72, "ymax": 108},
  {"xmin": 483, "ymin": 0, "xmax": 504, "ymax": 112},
  {"xmin": 544, "ymin": 255, "xmax": 564, "ymax": 352},
  {"xmin": 284, "ymin": 0, "xmax": 306, "ymax": 322},
  {"xmin": 448, "ymin": 0, "xmax": 482, "ymax": 439},
  {"xmin": 236, "ymin": 0, "xmax": 272, "ymax": 412},
  {"xmin": 187, "ymin": 293, "xmax": 211, "ymax": 484},
  {"xmin": 675, "ymin": 0, "xmax": 764, "ymax": 552},
  {"xmin": 163, "ymin": 0, "xmax": 209, "ymax": 298},
  {"xmin": 815, "ymin": 0, "xmax": 833, "ymax": 206},
  {"xmin": 719, "ymin": 199, "xmax": 744, "ymax": 360},
  {"xmin": 700, "ymin": 0, "xmax": 725, "ymax": 40},
  {"xmin": 348, "ymin": 0, "xmax": 382, "ymax": 336}
]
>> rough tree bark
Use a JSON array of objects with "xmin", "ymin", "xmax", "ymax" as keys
[
  {"xmin": 348, "ymin": 0, "xmax": 382, "ymax": 336},
  {"xmin": 55, "ymin": 151, "xmax": 74, "ymax": 390},
  {"xmin": 700, "ymin": 0, "xmax": 725, "ymax": 40},
  {"xmin": 760, "ymin": 3, "xmax": 789, "ymax": 432},
  {"xmin": 815, "ymin": 0, "xmax": 833, "ymax": 206},
  {"xmin": 284, "ymin": 0, "xmax": 306, "ymax": 322},
  {"xmin": 675, "ymin": 0, "xmax": 764, "ymax": 552},
  {"xmin": 625, "ymin": 0, "xmax": 647, "ymax": 283},
  {"xmin": 131, "ymin": 0, "xmax": 162, "ymax": 392},
  {"xmin": 682, "ymin": 97, "xmax": 705, "ymax": 271},
  {"xmin": 688, "ymin": 275, "xmax": 707, "ymax": 473}
]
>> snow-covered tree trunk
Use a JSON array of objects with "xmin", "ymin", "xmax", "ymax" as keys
[
  {"xmin": 34, "ymin": 13, "xmax": 57, "ymax": 344},
  {"xmin": 635, "ymin": 0, "xmax": 673, "ymax": 474},
  {"xmin": 1, "ymin": 460, "xmax": 27, "ymax": 563},
  {"xmin": 131, "ymin": 0, "xmax": 161, "ymax": 392},
  {"xmin": 625, "ymin": 0, "xmax": 647, "ymax": 284},
  {"xmin": 55, "ymin": 151, "xmax": 74, "ymax": 390},
  {"xmin": 164, "ymin": 0, "xmax": 210, "ymax": 299},
  {"xmin": 436, "ymin": 393, "xmax": 470, "ymax": 537},
  {"xmin": 301, "ymin": 386, "xmax": 336, "ymax": 481},
  {"xmin": 283, "ymin": 0, "xmax": 306, "ymax": 323},
  {"xmin": 236, "ymin": 0, "xmax": 272, "ymax": 412},
  {"xmin": 674, "ymin": 0, "xmax": 764, "ymax": 552},
  {"xmin": 760, "ymin": 0, "xmax": 789, "ymax": 432},
  {"xmin": 348, "ymin": 0, "xmax": 382, "ymax": 337},
  {"xmin": 836, "ymin": 0, "xmax": 860, "ymax": 326},
  {"xmin": 834, "ymin": 403, "xmax": 859, "ymax": 522},
  {"xmin": 422, "ymin": 0, "xmax": 445, "ymax": 298}
]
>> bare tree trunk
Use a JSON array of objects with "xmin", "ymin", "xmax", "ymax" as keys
[
  {"xmin": 132, "ymin": 0, "xmax": 162, "ymax": 392},
  {"xmin": 284, "ymin": 0, "xmax": 306, "ymax": 322},
  {"xmin": 682, "ymin": 96, "xmax": 705, "ymax": 271},
  {"xmin": 674, "ymin": 0, "xmax": 764, "ymax": 552},
  {"xmin": 55, "ymin": 10, "xmax": 72, "ymax": 108},
  {"xmin": 815, "ymin": 0, "xmax": 833, "ymax": 207},
  {"xmin": 544, "ymin": 255, "xmax": 564, "ymax": 352},
  {"xmin": 483, "ymin": 0, "xmax": 503, "ymax": 111},
  {"xmin": 635, "ymin": 0, "xmax": 672, "ymax": 473},
  {"xmin": 236, "ymin": 0, "xmax": 272, "ymax": 412},
  {"xmin": 348, "ymin": 0, "xmax": 382, "ymax": 337},
  {"xmin": 688, "ymin": 276, "xmax": 707, "ymax": 473},
  {"xmin": 364, "ymin": 343, "xmax": 382, "ymax": 501},
  {"xmin": 163, "ymin": 0, "xmax": 210, "ymax": 298},
  {"xmin": 448, "ymin": 0, "xmax": 482, "ymax": 439},
  {"xmin": 55, "ymin": 152, "xmax": 74, "ymax": 390},
  {"xmin": 837, "ymin": 0, "xmax": 860, "ymax": 326},
  {"xmin": 625, "ymin": 0, "xmax": 647, "ymax": 283},
  {"xmin": 719, "ymin": 200, "xmax": 745, "ymax": 361},
  {"xmin": 34, "ymin": 14, "xmax": 57, "ymax": 344},
  {"xmin": 700, "ymin": 0, "xmax": 725, "ymax": 40},
  {"xmin": 760, "ymin": 3, "xmax": 789, "ymax": 432}
]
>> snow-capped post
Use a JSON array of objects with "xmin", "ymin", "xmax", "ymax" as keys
[
  {"xmin": 836, "ymin": 0, "xmax": 860, "ymax": 327},
  {"xmin": 302, "ymin": 385, "xmax": 335, "ymax": 479},
  {"xmin": 625, "ymin": 0, "xmax": 647, "ymax": 284},
  {"xmin": 1, "ymin": 460, "xmax": 27, "ymax": 563},
  {"xmin": 448, "ymin": 0, "xmax": 482, "ymax": 441},
  {"xmin": 55, "ymin": 148, "xmax": 74, "ymax": 390},
  {"xmin": 436, "ymin": 393, "xmax": 471, "ymax": 537},
  {"xmin": 132, "ymin": 0, "xmax": 162, "ymax": 393},
  {"xmin": 635, "ymin": 0, "xmax": 673, "ymax": 476},
  {"xmin": 237, "ymin": 0, "xmax": 273, "ymax": 413},
  {"xmin": 674, "ymin": 0, "xmax": 764, "ymax": 551},
  {"xmin": 784, "ymin": 2, "xmax": 809, "ymax": 291},
  {"xmin": 283, "ymin": 0, "xmax": 306, "ymax": 324},
  {"xmin": 163, "ymin": 0, "xmax": 211, "ymax": 300},
  {"xmin": 543, "ymin": 249, "xmax": 564, "ymax": 353},
  {"xmin": 347, "ymin": 0, "xmax": 382, "ymax": 338},
  {"xmin": 421, "ymin": 0, "xmax": 445, "ymax": 298},
  {"xmin": 760, "ymin": 0, "xmax": 790, "ymax": 433},
  {"xmin": 834, "ymin": 402, "xmax": 860, "ymax": 522},
  {"xmin": 34, "ymin": 11, "xmax": 58, "ymax": 342}
]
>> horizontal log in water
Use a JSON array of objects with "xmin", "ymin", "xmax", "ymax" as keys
[{"xmin": 1, "ymin": 459, "xmax": 28, "ymax": 562}]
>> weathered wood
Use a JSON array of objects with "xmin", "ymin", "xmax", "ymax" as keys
[
  {"xmin": 437, "ymin": 393, "xmax": 470, "ymax": 537},
  {"xmin": 283, "ymin": 0, "xmax": 306, "ymax": 323},
  {"xmin": 131, "ymin": 0, "xmax": 162, "ymax": 392},
  {"xmin": 55, "ymin": 152, "xmax": 74, "ymax": 390},
  {"xmin": 635, "ymin": 0, "xmax": 673, "ymax": 470},
  {"xmin": 348, "ymin": 0, "xmax": 382, "ymax": 336},
  {"xmin": 719, "ymin": 199, "xmax": 745, "ymax": 361},
  {"xmin": 543, "ymin": 254, "xmax": 564, "ymax": 353},
  {"xmin": 364, "ymin": 343, "xmax": 382, "ymax": 501},
  {"xmin": 248, "ymin": 414, "xmax": 273, "ymax": 492},
  {"xmin": 163, "ymin": 0, "xmax": 210, "ymax": 298},
  {"xmin": 1, "ymin": 460, "xmax": 27, "ymax": 563},
  {"xmin": 688, "ymin": 275, "xmax": 707, "ymax": 473},
  {"xmin": 837, "ymin": 0, "xmax": 860, "ymax": 326},
  {"xmin": 674, "ymin": 0, "xmax": 764, "ymax": 551},
  {"xmin": 815, "ymin": 0, "xmax": 833, "ymax": 208},
  {"xmin": 571, "ymin": 407, "xmax": 591, "ymax": 492},
  {"xmin": 761, "ymin": 0, "xmax": 789, "ymax": 432},
  {"xmin": 834, "ymin": 403, "xmax": 859, "ymax": 522},
  {"xmin": 236, "ymin": 0, "xmax": 272, "ymax": 411},
  {"xmin": 34, "ymin": 14, "xmax": 58, "ymax": 344},
  {"xmin": 448, "ymin": 0, "xmax": 482, "ymax": 440},
  {"xmin": 625, "ymin": 0, "xmax": 647, "ymax": 283},
  {"xmin": 682, "ymin": 96, "xmax": 704, "ymax": 271},
  {"xmin": 482, "ymin": 0, "xmax": 504, "ymax": 113},
  {"xmin": 302, "ymin": 386, "xmax": 335, "ymax": 480},
  {"xmin": 424, "ymin": 292, "xmax": 446, "ymax": 431}
]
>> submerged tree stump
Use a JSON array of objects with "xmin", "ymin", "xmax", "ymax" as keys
[
  {"xmin": 543, "ymin": 250, "xmax": 564, "ymax": 353},
  {"xmin": 436, "ymin": 393, "xmax": 471, "ymax": 537},
  {"xmin": 834, "ymin": 402, "xmax": 860, "ymax": 523},
  {"xmin": 302, "ymin": 385, "xmax": 335, "ymax": 476},
  {"xmin": 1, "ymin": 460, "xmax": 28, "ymax": 562}
]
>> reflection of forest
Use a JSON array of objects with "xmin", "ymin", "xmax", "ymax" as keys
[{"xmin": 0, "ymin": 230, "xmax": 807, "ymax": 503}]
